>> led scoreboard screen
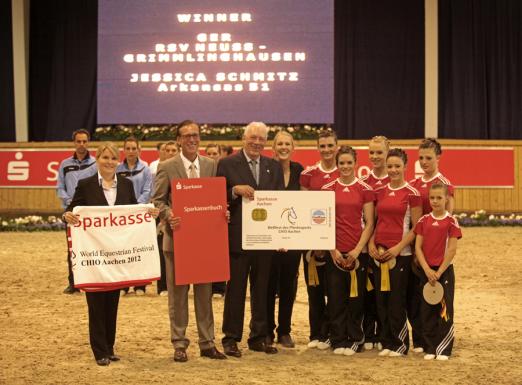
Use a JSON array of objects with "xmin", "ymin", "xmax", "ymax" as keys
[{"xmin": 97, "ymin": 0, "xmax": 333, "ymax": 124}]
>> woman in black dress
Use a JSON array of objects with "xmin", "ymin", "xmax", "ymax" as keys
[{"xmin": 266, "ymin": 131, "xmax": 304, "ymax": 348}]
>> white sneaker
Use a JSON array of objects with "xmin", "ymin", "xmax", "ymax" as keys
[
  {"xmin": 436, "ymin": 355, "xmax": 449, "ymax": 361},
  {"xmin": 343, "ymin": 348, "xmax": 356, "ymax": 356},
  {"xmin": 317, "ymin": 339, "xmax": 331, "ymax": 350},
  {"xmin": 364, "ymin": 342, "xmax": 374, "ymax": 351},
  {"xmin": 333, "ymin": 347, "xmax": 345, "ymax": 355},
  {"xmin": 159, "ymin": 291, "xmax": 168, "ymax": 297},
  {"xmin": 376, "ymin": 342, "xmax": 383, "ymax": 351},
  {"xmin": 424, "ymin": 354, "xmax": 436, "ymax": 360},
  {"xmin": 388, "ymin": 351, "xmax": 403, "ymax": 357},
  {"xmin": 412, "ymin": 347, "xmax": 424, "ymax": 353},
  {"xmin": 120, "ymin": 290, "xmax": 127, "ymax": 297},
  {"xmin": 307, "ymin": 339, "xmax": 320, "ymax": 348},
  {"xmin": 378, "ymin": 349, "xmax": 391, "ymax": 357},
  {"xmin": 135, "ymin": 289, "xmax": 145, "ymax": 296}
]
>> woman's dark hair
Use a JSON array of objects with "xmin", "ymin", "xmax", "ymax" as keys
[
  {"xmin": 387, "ymin": 148, "xmax": 408, "ymax": 165},
  {"xmin": 123, "ymin": 136, "xmax": 139, "ymax": 148},
  {"xmin": 219, "ymin": 144, "xmax": 233, "ymax": 155},
  {"xmin": 205, "ymin": 143, "xmax": 219, "ymax": 153},
  {"xmin": 336, "ymin": 145, "xmax": 357, "ymax": 164},
  {"xmin": 419, "ymin": 138, "xmax": 442, "ymax": 155}
]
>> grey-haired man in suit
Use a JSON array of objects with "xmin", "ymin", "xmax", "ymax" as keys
[
  {"xmin": 152, "ymin": 120, "xmax": 226, "ymax": 362},
  {"xmin": 217, "ymin": 122, "xmax": 285, "ymax": 357}
]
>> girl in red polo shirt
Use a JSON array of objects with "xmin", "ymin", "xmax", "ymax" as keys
[
  {"xmin": 369, "ymin": 148, "xmax": 422, "ymax": 357},
  {"xmin": 360, "ymin": 136, "xmax": 391, "ymax": 351},
  {"xmin": 414, "ymin": 184, "xmax": 462, "ymax": 361},
  {"xmin": 322, "ymin": 146, "xmax": 375, "ymax": 356},
  {"xmin": 361, "ymin": 135, "xmax": 391, "ymax": 189},
  {"xmin": 300, "ymin": 130, "xmax": 340, "ymax": 349},
  {"xmin": 411, "ymin": 138, "xmax": 455, "ymax": 216}
]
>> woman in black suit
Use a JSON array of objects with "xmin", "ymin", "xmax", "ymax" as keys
[
  {"xmin": 63, "ymin": 142, "xmax": 157, "ymax": 366},
  {"xmin": 267, "ymin": 131, "xmax": 304, "ymax": 348}
]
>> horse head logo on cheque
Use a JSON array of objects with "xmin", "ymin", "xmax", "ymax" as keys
[{"xmin": 281, "ymin": 207, "xmax": 298, "ymax": 225}]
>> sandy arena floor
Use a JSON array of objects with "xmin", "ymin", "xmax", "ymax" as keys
[{"xmin": 1, "ymin": 228, "xmax": 521, "ymax": 385}]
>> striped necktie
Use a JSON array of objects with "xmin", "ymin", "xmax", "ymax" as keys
[
  {"xmin": 188, "ymin": 163, "xmax": 197, "ymax": 178},
  {"xmin": 249, "ymin": 159, "xmax": 258, "ymax": 184}
]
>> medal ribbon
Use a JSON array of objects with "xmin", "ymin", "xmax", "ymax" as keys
[
  {"xmin": 307, "ymin": 256, "xmax": 320, "ymax": 287},
  {"xmin": 380, "ymin": 261, "xmax": 391, "ymax": 291},
  {"xmin": 349, "ymin": 270, "xmax": 358, "ymax": 298},
  {"xmin": 366, "ymin": 276, "xmax": 374, "ymax": 291},
  {"xmin": 440, "ymin": 298, "xmax": 449, "ymax": 321}
]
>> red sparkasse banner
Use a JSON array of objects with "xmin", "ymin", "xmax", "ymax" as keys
[
  {"xmin": 171, "ymin": 176, "xmax": 230, "ymax": 285},
  {"xmin": 0, "ymin": 147, "xmax": 515, "ymax": 188}
]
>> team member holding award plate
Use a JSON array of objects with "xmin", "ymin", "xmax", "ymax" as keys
[
  {"xmin": 63, "ymin": 142, "xmax": 159, "ymax": 366},
  {"xmin": 368, "ymin": 148, "xmax": 422, "ymax": 357},
  {"xmin": 414, "ymin": 184, "xmax": 461, "ymax": 361},
  {"xmin": 360, "ymin": 135, "xmax": 391, "ymax": 351},
  {"xmin": 321, "ymin": 146, "xmax": 375, "ymax": 356},
  {"xmin": 408, "ymin": 138, "xmax": 456, "ymax": 353},
  {"xmin": 299, "ymin": 130, "xmax": 339, "ymax": 349}
]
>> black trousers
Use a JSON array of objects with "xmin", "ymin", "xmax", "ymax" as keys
[
  {"xmin": 303, "ymin": 252, "xmax": 329, "ymax": 342},
  {"xmin": 156, "ymin": 231, "xmax": 167, "ymax": 293},
  {"xmin": 267, "ymin": 250, "xmax": 301, "ymax": 339},
  {"xmin": 65, "ymin": 227, "xmax": 74, "ymax": 286},
  {"xmin": 407, "ymin": 261, "xmax": 425, "ymax": 349},
  {"xmin": 85, "ymin": 290, "xmax": 120, "ymax": 360},
  {"xmin": 222, "ymin": 251, "xmax": 272, "ymax": 347},
  {"xmin": 212, "ymin": 282, "xmax": 226, "ymax": 295},
  {"xmin": 373, "ymin": 255, "xmax": 412, "ymax": 354},
  {"xmin": 326, "ymin": 254, "xmax": 368, "ymax": 351},
  {"xmin": 420, "ymin": 265, "xmax": 455, "ymax": 356},
  {"xmin": 363, "ymin": 266, "xmax": 380, "ymax": 343}
]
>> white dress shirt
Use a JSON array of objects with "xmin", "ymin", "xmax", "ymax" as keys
[
  {"xmin": 98, "ymin": 172, "xmax": 118, "ymax": 206},
  {"xmin": 180, "ymin": 152, "xmax": 200, "ymax": 178}
]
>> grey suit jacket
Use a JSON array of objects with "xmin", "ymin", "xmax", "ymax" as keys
[{"xmin": 152, "ymin": 154, "xmax": 217, "ymax": 252}]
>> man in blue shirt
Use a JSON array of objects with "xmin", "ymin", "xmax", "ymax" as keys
[
  {"xmin": 57, "ymin": 129, "xmax": 97, "ymax": 294},
  {"xmin": 117, "ymin": 136, "xmax": 152, "ymax": 295}
]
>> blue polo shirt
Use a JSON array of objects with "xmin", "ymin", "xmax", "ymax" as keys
[
  {"xmin": 116, "ymin": 158, "xmax": 152, "ymax": 203},
  {"xmin": 56, "ymin": 152, "xmax": 97, "ymax": 208}
]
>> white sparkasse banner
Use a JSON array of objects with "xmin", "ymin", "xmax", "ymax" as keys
[
  {"xmin": 70, "ymin": 204, "xmax": 160, "ymax": 290},
  {"xmin": 242, "ymin": 190, "xmax": 335, "ymax": 250}
]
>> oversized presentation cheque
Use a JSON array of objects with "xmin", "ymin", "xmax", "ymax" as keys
[{"xmin": 242, "ymin": 190, "xmax": 335, "ymax": 250}]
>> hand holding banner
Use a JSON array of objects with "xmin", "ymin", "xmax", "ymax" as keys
[{"xmin": 70, "ymin": 204, "xmax": 160, "ymax": 291}]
